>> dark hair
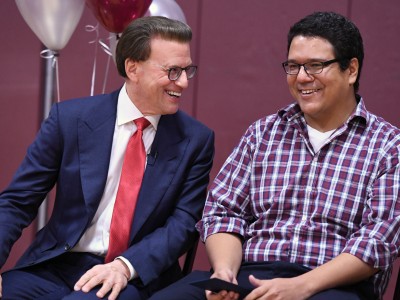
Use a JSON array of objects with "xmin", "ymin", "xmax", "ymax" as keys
[
  {"xmin": 116, "ymin": 16, "xmax": 192, "ymax": 78},
  {"xmin": 287, "ymin": 11, "xmax": 364, "ymax": 93}
]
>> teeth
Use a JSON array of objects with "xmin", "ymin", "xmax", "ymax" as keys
[
  {"xmin": 301, "ymin": 89, "xmax": 318, "ymax": 94},
  {"xmin": 167, "ymin": 91, "xmax": 181, "ymax": 97}
]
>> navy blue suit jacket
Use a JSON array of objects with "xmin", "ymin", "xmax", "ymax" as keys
[{"xmin": 0, "ymin": 89, "xmax": 214, "ymax": 287}]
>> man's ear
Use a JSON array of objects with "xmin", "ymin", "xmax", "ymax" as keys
[
  {"xmin": 348, "ymin": 57, "xmax": 359, "ymax": 86},
  {"xmin": 125, "ymin": 59, "xmax": 138, "ymax": 81}
]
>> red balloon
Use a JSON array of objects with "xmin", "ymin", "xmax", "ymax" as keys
[{"xmin": 86, "ymin": 0, "xmax": 152, "ymax": 33}]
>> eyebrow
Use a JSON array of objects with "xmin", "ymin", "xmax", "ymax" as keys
[
  {"xmin": 166, "ymin": 63, "xmax": 194, "ymax": 68},
  {"xmin": 286, "ymin": 58, "xmax": 333, "ymax": 63}
]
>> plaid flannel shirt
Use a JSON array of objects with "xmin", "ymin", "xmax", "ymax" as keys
[{"xmin": 197, "ymin": 97, "xmax": 400, "ymax": 298}]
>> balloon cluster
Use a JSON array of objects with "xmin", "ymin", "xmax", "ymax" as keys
[
  {"xmin": 84, "ymin": 0, "xmax": 188, "ymax": 95},
  {"xmin": 86, "ymin": 0, "xmax": 152, "ymax": 33},
  {"xmin": 15, "ymin": 0, "xmax": 188, "ymax": 96},
  {"xmin": 15, "ymin": 0, "xmax": 86, "ymax": 52},
  {"xmin": 88, "ymin": 0, "xmax": 187, "ymax": 60},
  {"xmin": 145, "ymin": 0, "xmax": 187, "ymax": 23},
  {"xmin": 15, "ymin": 0, "xmax": 86, "ymax": 102},
  {"xmin": 15, "ymin": 0, "xmax": 188, "ymax": 61},
  {"xmin": 86, "ymin": 0, "xmax": 187, "ymax": 35}
]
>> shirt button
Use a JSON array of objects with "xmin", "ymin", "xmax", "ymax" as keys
[
  {"xmin": 302, "ymin": 216, "xmax": 307, "ymax": 222},
  {"xmin": 64, "ymin": 243, "xmax": 71, "ymax": 251}
]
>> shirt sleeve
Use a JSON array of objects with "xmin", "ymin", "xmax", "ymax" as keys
[
  {"xmin": 117, "ymin": 256, "xmax": 137, "ymax": 280},
  {"xmin": 342, "ymin": 142, "xmax": 400, "ymax": 269},
  {"xmin": 196, "ymin": 125, "xmax": 255, "ymax": 242}
]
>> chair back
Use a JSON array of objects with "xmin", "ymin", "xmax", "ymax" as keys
[{"xmin": 182, "ymin": 235, "xmax": 199, "ymax": 276}]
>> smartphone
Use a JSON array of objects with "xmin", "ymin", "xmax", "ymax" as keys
[{"xmin": 190, "ymin": 278, "xmax": 252, "ymax": 299}]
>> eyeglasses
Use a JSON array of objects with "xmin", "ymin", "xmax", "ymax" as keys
[
  {"xmin": 159, "ymin": 65, "xmax": 198, "ymax": 81},
  {"xmin": 282, "ymin": 58, "xmax": 340, "ymax": 75}
]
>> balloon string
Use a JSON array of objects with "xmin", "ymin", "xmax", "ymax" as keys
[
  {"xmin": 98, "ymin": 35, "xmax": 114, "ymax": 94},
  {"xmin": 87, "ymin": 24, "xmax": 117, "ymax": 95},
  {"xmin": 86, "ymin": 24, "xmax": 99, "ymax": 96},
  {"xmin": 102, "ymin": 54, "xmax": 111, "ymax": 94},
  {"xmin": 40, "ymin": 49, "xmax": 60, "ymax": 102},
  {"xmin": 99, "ymin": 38, "xmax": 113, "ymax": 56}
]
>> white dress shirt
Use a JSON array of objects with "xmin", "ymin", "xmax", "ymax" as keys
[{"xmin": 72, "ymin": 84, "xmax": 160, "ymax": 279}]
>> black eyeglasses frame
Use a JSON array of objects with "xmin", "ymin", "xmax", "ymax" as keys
[
  {"xmin": 282, "ymin": 58, "xmax": 341, "ymax": 75},
  {"xmin": 160, "ymin": 65, "xmax": 198, "ymax": 81}
]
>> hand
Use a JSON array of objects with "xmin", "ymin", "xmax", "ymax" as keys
[
  {"xmin": 0, "ymin": 274, "xmax": 2, "ymax": 298},
  {"xmin": 205, "ymin": 270, "xmax": 240, "ymax": 300},
  {"xmin": 74, "ymin": 259, "xmax": 130, "ymax": 300},
  {"xmin": 243, "ymin": 275, "xmax": 309, "ymax": 300}
]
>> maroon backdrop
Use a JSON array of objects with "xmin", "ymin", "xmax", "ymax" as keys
[{"xmin": 0, "ymin": 1, "xmax": 399, "ymax": 298}]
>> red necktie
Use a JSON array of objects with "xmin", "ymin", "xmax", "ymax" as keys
[{"xmin": 105, "ymin": 117, "xmax": 150, "ymax": 263}]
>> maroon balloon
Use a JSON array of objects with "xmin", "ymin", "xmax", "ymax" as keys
[{"xmin": 86, "ymin": 0, "xmax": 152, "ymax": 33}]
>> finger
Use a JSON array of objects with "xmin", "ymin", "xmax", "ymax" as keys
[
  {"xmin": 248, "ymin": 274, "xmax": 262, "ymax": 287},
  {"xmin": 95, "ymin": 280, "xmax": 114, "ymax": 298},
  {"xmin": 243, "ymin": 286, "xmax": 265, "ymax": 300},
  {"xmin": 74, "ymin": 264, "xmax": 105, "ymax": 290},
  {"xmin": 227, "ymin": 290, "xmax": 240, "ymax": 300},
  {"xmin": 80, "ymin": 274, "xmax": 103, "ymax": 293},
  {"xmin": 206, "ymin": 289, "xmax": 226, "ymax": 299},
  {"xmin": 107, "ymin": 284, "xmax": 123, "ymax": 300},
  {"xmin": 74, "ymin": 273, "xmax": 91, "ymax": 291}
]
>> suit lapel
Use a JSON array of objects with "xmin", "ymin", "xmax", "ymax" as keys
[
  {"xmin": 78, "ymin": 93, "xmax": 118, "ymax": 217},
  {"xmin": 130, "ymin": 113, "xmax": 189, "ymax": 237}
]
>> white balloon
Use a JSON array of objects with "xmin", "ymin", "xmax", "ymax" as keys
[
  {"xmin": 15, "ymin": 0, "xmax": 85, "ymax": 51},
  {"xmin": 146, "ymin": 0, "xmax": 187, "ymax": 24}
]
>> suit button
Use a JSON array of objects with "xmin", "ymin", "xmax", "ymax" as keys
[{"xmin": 64, "ymin": 243, "xmax": 71, "ymax": 251}]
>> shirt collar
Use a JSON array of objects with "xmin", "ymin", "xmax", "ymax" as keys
[
  {"xmin": 278, "ymin": 94, "xmax": 369, "ymax": 127},
  {"xmin": 117, "ymin": 83, "xmax": 161, "ymax": 129}
]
